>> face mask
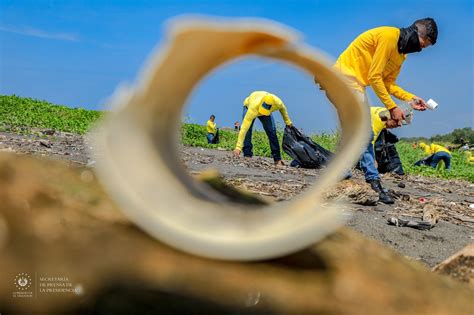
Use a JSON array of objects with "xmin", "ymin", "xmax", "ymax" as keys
[{"xmin": 398, "ymin": 24, "xmax": 421, "ymax": 54}]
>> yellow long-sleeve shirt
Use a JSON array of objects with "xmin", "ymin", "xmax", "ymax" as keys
[
  {"xmin": 235, "ymin": 91, "xmax": 292, "ymax": 150},
  {"xmin": 420, "ymin": 143, "xmax": 451, "ymax": 156},
  {"xmin": 335, "ymin": 27, "xmax": 415, "ymax": 110},
  {"xmin": 207, "ymin": 120, "xmax": 216, "ymax": 134},
  {"xmin": 370, "ymin": 107, "xmax": 389, "ymax": 145}
]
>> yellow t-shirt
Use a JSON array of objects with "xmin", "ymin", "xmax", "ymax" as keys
[
  {"xmin": 207, "ymin": 120, "xmax": 216, "ymax": 134},
  {"xmin": 335, "ymin": 26, "xmax": 415, "ymax": 110},
  {"xmin": 420, "ymin": 143, "xmax": 451, "ymax": 155},
  {"xmin": 370, "ymin": 107, "xmax": 389, "ymax": 145},
  {"xmin": 235, "ymin": 91, "xmax": 292, "ymax": 150}
]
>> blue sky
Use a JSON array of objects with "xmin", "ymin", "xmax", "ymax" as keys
[{"xmin": 0, "ymin": 0, "xmax": 472, "ymax": 137}]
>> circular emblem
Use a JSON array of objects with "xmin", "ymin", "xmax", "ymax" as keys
[{"xmin": 14, "ymin": 273, "xmax": 32, "ymax": 291}]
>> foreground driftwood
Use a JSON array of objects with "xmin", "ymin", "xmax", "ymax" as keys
[
  {"xmin": 0, "ymin": 153, "xmax": 472, "ymax": 315},
  {"xmin": 433, "ymin": 244, "xmax": 474, "ymax": 284}
]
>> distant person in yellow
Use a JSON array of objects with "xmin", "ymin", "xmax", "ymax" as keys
[
  {"xmin": 414, "ymin": 142, "xmax": 451, "ymax": 170},
  {"xmin": 206, "ymin": 115, "xmax": 217, "ymax": 144},
  {"xmin": 332, "ymin": 18, "xmax": 438, "ymax": 124},
  {"xmin": 233, "ymin": 91, "xmax": 292, "ymax": 166}
]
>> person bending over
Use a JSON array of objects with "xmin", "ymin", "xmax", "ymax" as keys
[
  {"xmin": 233, "ymin": 91, "xmax": 292, "ymax": 166},
  {"xmin": 329, "ymin": 18, "xmax": 438, "ymax": 124},
  {"xmin": 360, "ymin": 107, "xmax": 405, "ymax": 204},
  {"xmin": 414, "ymin": 142, "xmax": 451, "ymax": 170}
]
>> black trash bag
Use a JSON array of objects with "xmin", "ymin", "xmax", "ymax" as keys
[
  {"xmin": 414, "ymin": 155, "xmax": 433, "ymax": 167},
  {"xmin": 211, "ymin": 129, "xmax": 219, "ymax": 144},
  {"xmin": 374, "ymin": 130, "xmax": 404, "ymax": 175},
  {"xmin": 282, "ymin": 125, "xmax": 333, "ymax": 169}
]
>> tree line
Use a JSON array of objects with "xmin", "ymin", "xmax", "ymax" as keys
[{"xmin": 402, "ymin": 127, "xmax": 473, "ymax": 145}]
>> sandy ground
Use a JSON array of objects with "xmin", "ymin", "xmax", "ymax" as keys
[
  {"xmin": 0, "ymin": 130, "xmax": 473, "ymax": 267},
  {"xmin": 181, "ymin": 146, "xmax": 474, "ymax": 267}
]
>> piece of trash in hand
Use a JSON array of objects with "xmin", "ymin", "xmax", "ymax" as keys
[{"xmin": 426, "ymin": 99, "xmax": 439, "ymax": 110}]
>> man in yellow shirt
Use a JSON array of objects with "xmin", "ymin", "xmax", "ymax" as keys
[
  {"xmin": 414, "ymin": 142, "xmax": 451, "ymax": 170},
  {"xmin": 206, "ymin": 115, "xmax": 217, "ymax": 144},
  {"xmin": 332, "ymin": 18, "xmax": 438, "ymax": 124},
  {"xmin": 360, "ymin": 107, "xmax": 402, "ymax": 204},
  {"xmin": 233, "ymin": 91, "xmax": 292, "ymax": 166}
]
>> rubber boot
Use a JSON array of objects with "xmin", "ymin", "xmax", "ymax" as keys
[{"xmin": 368, "ymin": 179, "xmax": 394, "ymax": 204}]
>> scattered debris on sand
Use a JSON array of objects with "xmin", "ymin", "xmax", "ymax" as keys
[
  {"xmin": 0, "ymin": 151, "xmax": 472, "ymax": 314},
  {"xmin": 0, "ymin": 131, "xmax": 473, "ymax": 271}
]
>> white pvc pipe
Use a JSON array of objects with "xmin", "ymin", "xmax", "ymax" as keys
[{"xmin": 92, "ymin": 16, "xmax": 370, "ymax": 261}]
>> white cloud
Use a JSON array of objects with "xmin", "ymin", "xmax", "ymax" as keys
[{"xmin": 0, "ymin": 24, "xmax": 79, "ymax": 41}]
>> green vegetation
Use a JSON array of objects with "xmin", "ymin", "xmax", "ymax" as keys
[
  {"xmin": 183, "ymin": 123, "xmax": 474, "ymax": 182},
  {"xmin": 396, "ymin": 142, "xmax": 474, "ymax": 182},
  {"xmin": 181, "ymin": 123, "xmax": 339, "ymax": 161},
  {"xmin": 0, "ymin": 95, "xmax": 102, "ymax": 134},
  {"xmin": 1, "ymin": 94, "xmax": 473, "ymax": 182}
]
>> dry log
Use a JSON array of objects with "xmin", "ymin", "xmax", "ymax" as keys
[{"xmin": 433, "ymin": 244, "xmax": 474, "ymax": 285}]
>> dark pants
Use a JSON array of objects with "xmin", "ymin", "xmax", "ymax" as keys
[
  {"xmin": 242, "ymin": 106, "xmax": 281, "ymax": 161},
  {"xmin": 415, "ymin": 152, "xmax": 451, "ymax": 170},
  {"xmin": 207, "ymin": 130, "xmax": 219, "ymax": 144},
  {"xmin": 359, "ymin": 130, "xmax": 380, "ymax": 182},
  {"xmin": 430, "ymin": 152, "xmax": 451, "ymax": 169},
  {"xmin": 207, "ymin": 133, "xmax": 215, "ymax": 144}
]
